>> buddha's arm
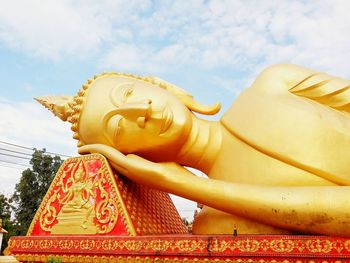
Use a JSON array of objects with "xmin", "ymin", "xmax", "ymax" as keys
[
  {"xmin": 79, "ymin": 144, "xmax": 350, "ymax": 236},
  {"xmin": 150, "ymin": 168, "xmax": 350, "ymax": 236}
]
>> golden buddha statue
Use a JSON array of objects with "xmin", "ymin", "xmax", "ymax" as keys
[{"xmin": 37, "ymin": 64, "xmax": 350, "ymax": 236}]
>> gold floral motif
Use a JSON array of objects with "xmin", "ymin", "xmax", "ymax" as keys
[
  {"xmin": 259, "ymin": 239, "xmax": 271, "ymax": 252},
  {"xmin": 306, "ymin": 239, "xmax": 332, "ymax": 253},
  {"xmin": 8, "ymin": 239, "xmax": 14, "ymax": 249},
  {"xmin": 123, "ymin": 240, "xmax": 144, "ymax": 251},
  {"xmin": 80, "ymin": 240, "xmax": 96, "ymax": 250},
  {"xmin": 173, "ymin": 240, "xmax": 206, "ymax": 252},
  {"xmin": 146, "ymin": 240, "xmax": 171, "ymax": 251},
  {"xmin": 209, "ymin": 240, "xmax": 234, "ymax": 252},
  {"xmin": 58, "ymin": 162, "xmax": 76, "ymax": 193},
  {"xmin": 235, "ymin": 239, "xmax": 260, "ymax": 252},
  {"xmin": 39, "ymin": 239, "xmax": 53, "ymax": 250},
  {"xmin": 20, "ymin": 239, "xmax": 34, "ymax": 249},
  {"xmin": 101, "ymin": 240, "xmax": 118, "ymax": 250},
  {"xmin": 58, "ymin": 240, "xmax": 74, "ymax": 250},
  {"xmin": 294, "ymin": 240, "xmax": 306, "ymax": 253},
  {"xmin": 269, "ymin": 239, "xmax": 295, "ymax": 253},
  {"xmin": 332, "ymin": 240, "xmax": 344, "ymax": 253},
  {"xmin": 52, "ymin": 240, "xmax": 59, "ymax": 249},
  {"xmin": 95, "ymin": 175, "xmax": 118, "ymax": 234},
  {"xmin": 95, "ymin": 240, "xmax": 103, "ymax": 250},
  {"xmin": 74, "ymin": 240, "xmax": 80, "ymax": 249},
  {"xmin": 344, "ymin": 240, "xmax": 350, "ymax": 251},
  {"xmin": 39, "ymin": 190, "xmax": 59, "ymax": 231}
]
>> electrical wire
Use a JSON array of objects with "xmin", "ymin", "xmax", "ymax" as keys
[
  {"xmin": 0, "ymin": 159, "xmax": 30, "ymax": 168},
  {"xmin": 0, "ymin": 140, "xmax": 32, "ymax": 150},
  {"xmin": 0, "ymin": 140, "xmax": 71, "ymax": 173},
  {"xmin": 0, "ymin": 147, "xmax": 33, "ymax": 157},
  {"xmin": 0, "ymin": 152, "xmax": 31, "ymax": 160},
  {"xmin": 0, "ymin": 140, "xmax": 71, "ymax": 158},
  {"xmin": 0, "ymin": 163, "xmax": 28, "ymax": 170}
]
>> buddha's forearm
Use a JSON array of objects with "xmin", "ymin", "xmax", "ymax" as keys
[{"xmin": 162, "ymin": 172, "xmax": 350, "ymax": 236}]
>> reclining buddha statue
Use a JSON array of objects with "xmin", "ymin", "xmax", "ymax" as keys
[{"xmin": 37, "ymin": 64, "xmax": 350, "ymax": 236}]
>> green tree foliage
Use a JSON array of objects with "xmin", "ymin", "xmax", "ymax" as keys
[
  {"xmin": 12, "ymin": 149, "xmax": 62, "ymax": 236},
  {"xmin": 0, "ymin": 193, "xmax": 12, "ymax": 254},
  {"xmin": 0, "ymin": 194, "xmax": 11, "ymax": 221}
]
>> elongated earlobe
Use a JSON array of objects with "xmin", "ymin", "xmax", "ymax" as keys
[
  {"xmin": 147, "ymin": 76, "xmax": 221, "ymax": 115},
  {"xmin": 177, "ymin": 94, "xmax": 221, "ymax": 115}
]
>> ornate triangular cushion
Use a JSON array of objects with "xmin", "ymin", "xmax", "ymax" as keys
[{"xmin": 27, "ymin": 153, "xmax": 187, "ymax": 236}]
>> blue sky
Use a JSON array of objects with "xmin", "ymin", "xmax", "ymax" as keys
[{"xmin": 1, "ymin": 0, "xmax": 350, "ymax": 218}]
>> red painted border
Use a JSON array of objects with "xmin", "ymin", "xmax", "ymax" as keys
[{"xmin": 9, "ymin": 235, "xmax": 350, "ymax": 259}]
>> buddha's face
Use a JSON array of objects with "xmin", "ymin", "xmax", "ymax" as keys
[{"xmin": 78, "ymin": 76, "xmax": 192, "ymax": 159}]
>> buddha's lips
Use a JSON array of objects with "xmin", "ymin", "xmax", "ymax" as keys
[{"xmin": 160, "ymin": 105, "xmax": 173, "ymax": 134}]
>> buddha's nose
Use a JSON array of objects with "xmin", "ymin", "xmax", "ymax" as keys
[{"xmin": 115, "ymin": 99, "xmax": 152, "ymax": 128}]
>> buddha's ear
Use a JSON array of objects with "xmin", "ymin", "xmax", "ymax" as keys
[
  {"xmin": 176, "ymin": 94, "xmax": 221, "ymax": 115},
  {"xmin": 147, "ymin": 76, "xmax": 221, "ymax": 115},
  {"xmin": 35, "ymin": 96, "xmax": 74, "ymax": 121}
]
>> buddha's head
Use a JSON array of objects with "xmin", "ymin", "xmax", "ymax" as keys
[{"xmin": 36, "ymin": 73, "xmax": 220, "ymax": 160}]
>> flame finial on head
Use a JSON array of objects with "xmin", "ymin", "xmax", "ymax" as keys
[
  {"xmin": 35, "ymin": 96, "xmax": 74, "ymax": 121},
  {"xmin": 35, "ymin": 93, "xmax": 85, "ymax": 146}
]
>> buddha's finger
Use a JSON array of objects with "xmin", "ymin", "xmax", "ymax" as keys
[
  {"xmin": 78, "ymin": 144, "xmax": 127, "ymax": 163},
  {"xmin": 79, "ymin": 144, "xmax": 134, "ymax": 174},
  {"xmin": 109, "ymin": 160, "xmax": 129, "ymax": 176}
]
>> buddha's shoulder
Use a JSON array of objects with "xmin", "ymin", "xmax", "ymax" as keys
[
  {"xmin": 251, "ymin": 64, "xmax": 317, "ymax": 91},
  {"xmin": 259, "ymin": 64, "xmax": 315, "ymax": 76},
  {"xmin": 223, "ymin": 64, "xmax": 350, "ymax": 122},
  {"xmin": 247, "ymin": 64, "xmax": 350, "ymax": 100}
]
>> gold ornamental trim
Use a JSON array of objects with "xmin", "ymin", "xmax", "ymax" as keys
[
  {"xmin": 9, "ymin": 235, "xmax": 350, "ymax": 256},
  {"xmin": 12, "ymin": 254, "xmax": 340, "ymax": 263}
]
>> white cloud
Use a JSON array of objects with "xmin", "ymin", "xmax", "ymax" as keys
[
  {"xmin": 99, "ymin": 44, "xmax": 156, "ymax": 72},
  {"xmin": 99, "ymin": 43, "xmax": 199, "ymax": 74},
  {"xmin": 0, "ymin": 0, "xmax": 150, "ymax": 60},
  {"xmin": 0, "ymin": 97, "xmax": 76, "ymax": 196},
  {"xmin": 97, "ymin": 0, "xmax": 350, "ymax": 81},
  {"xmin": 0, "ymin": 98, "xmax": 76, "ymax": 153},
  {"xmin": 0, "ymin": 166, "xmax": 22, "ymax": 196},
  {"xmin": 2, "ymin": 0, "xmax": 350, "ymax": 79},
  {"xmin": 211, "ymin": 76, "xmax": 242, "ymax": 96}
]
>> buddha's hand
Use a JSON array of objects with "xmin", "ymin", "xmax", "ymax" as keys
[{"xmin": 78, "ymin": 144, "xmax": 191, "ymax": 190}]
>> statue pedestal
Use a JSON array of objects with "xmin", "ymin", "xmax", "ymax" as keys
[
  {"xmin": 8, "ymin": 154, "xmax": 350, "ymax": 262},
  {"xmin": 9, "ymin": 234, "xmax": 350, "ymax": 262}
]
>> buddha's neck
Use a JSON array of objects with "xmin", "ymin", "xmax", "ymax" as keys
[{"xmin": 176, "ymin": 116, "xmax": 222, "ymax": 174}]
